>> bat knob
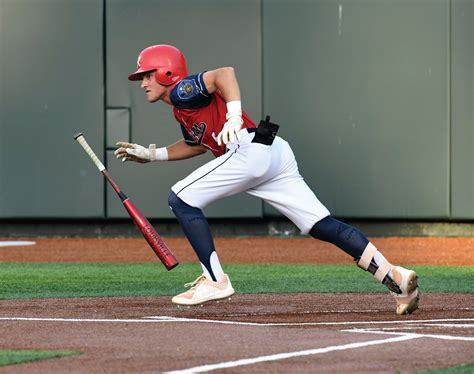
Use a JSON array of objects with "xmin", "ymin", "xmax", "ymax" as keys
[{"xmin": 74, "ymin": 132, "xmax": 84, "ymax": 140}]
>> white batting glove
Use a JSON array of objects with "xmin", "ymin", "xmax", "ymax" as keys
[
  {"xmin": 216, "ymin": 101, "xmax": 243, "ymax": 146},
  {"xmin": 216, "ymin": 116, "xmax": 243, "ymax": 146},
  {"xmin": 114, "ymin": 142, "xmax": 168, "ymax": 163}
]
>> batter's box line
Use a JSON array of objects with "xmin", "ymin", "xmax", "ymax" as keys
[
  {"xmin": 419, "ymin": 323, "xmax": 474, "ymax": 328},
  {"xmin": 164, "ymin": 334, "xmax": 420, "ymax": 374},
  {"xmin": 362, "ymin": 323, "xmax": 474, "ymax": 331},
  {"xmin": 342, "ymin": 328, "xmax": 474, "ymax": 342},
  {"xmin": 1, "ymin": 317, "xmax": 473, "ymax": 329},
  {"xmin": 144, "ymin": 316, "xmax": 474, "ymax": 327}
]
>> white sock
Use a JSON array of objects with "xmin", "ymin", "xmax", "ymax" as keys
[{"xmin": 200, "ymin": 251, "xmax": 225, "ymax": 282}]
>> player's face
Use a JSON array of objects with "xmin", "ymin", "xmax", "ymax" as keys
[{"xmin": 141, "ymin": 71, "xmax": 167, "ymax": 103}]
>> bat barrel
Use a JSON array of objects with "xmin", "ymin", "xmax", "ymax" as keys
[
  {"xmin": 75, "ymin": 132, "xmax": 179, "ymax": 271},
  {"xmin": 123, "ymin": 199, "xmax": 179, "ymax": 270}
]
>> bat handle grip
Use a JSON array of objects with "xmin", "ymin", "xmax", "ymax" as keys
[{"xmin": 75, "ymin": 133, "xmax": 106, "ymax": 171}]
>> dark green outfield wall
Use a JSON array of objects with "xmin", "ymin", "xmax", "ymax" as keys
[{"xmin": 0, "ymin": 0, "xmax": 472, "ymax": 220}]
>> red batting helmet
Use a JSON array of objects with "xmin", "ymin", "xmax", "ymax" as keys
[{"xmin": 128, "ymin": 44, "xmax": 188, "ymax": 86}]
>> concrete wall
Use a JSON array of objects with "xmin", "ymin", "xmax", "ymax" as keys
[
  {"xmin": 0, "ymin": 0, "xmax": 104, "ymax": 218},
  {"xmin": 264, "ymin": 0, "xmax": 450, "ymax": 218},
  {"xmin": 0, "ymin": 0, "xmax": 472, "ymax": 221}
]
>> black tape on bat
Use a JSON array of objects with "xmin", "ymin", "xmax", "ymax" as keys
[{"xmin": 252, "ymin": 115, "xmax": 279, "ymax": 146}]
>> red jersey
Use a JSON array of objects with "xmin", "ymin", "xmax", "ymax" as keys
[{"xmin": 170, "ymin": 72, "xmax": 257, "ymax": 157}]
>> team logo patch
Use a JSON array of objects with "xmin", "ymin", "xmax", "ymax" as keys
[
  {"xmin": 190, "ymin": 122, "xmax": 206, "ymax": 144},
  {"xmin": 177, "ymin": 80, "xmax": 197, "ymax": 100}
]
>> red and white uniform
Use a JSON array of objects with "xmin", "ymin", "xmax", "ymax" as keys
[
  {"xmin": 171, "ymin": 72, "xmax": 257, "ymax": 157},
  {"xmin": 171, "ymin": 73, "xmax": 256, "ymax": 157},
  {"xmin": 170, "ymin": 73, "xmax": 330, "ymax": 234}
]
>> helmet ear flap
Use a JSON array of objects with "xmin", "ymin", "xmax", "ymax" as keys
[{"xmin": 155, "ymin": 67, "xmax": 178, "ymax": 86}]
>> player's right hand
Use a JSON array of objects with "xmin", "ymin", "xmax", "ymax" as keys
[
  {"xmin": 216, "ymin": 115, "xmax": 243, "ymax": 146},
  {"xmin": 115, "ymin": 142, "xmax": 156, "ymax": 163}
]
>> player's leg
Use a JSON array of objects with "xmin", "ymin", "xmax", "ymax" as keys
[
  {"xmin": 168, "ymin": 131, "xmax": 271, "ymax": 305},
  {"xmin": 251, "ymin": 180, "xmax": 419, "ymax": 314},
  {"xmin": 248, "ymin": 137, "xmax": 418, "ymax": 315},
  {"xmin": 168, "ymin": 191, "xmax": 224, "ymax": 282},
  {"xmin": 168, "ymin": 190, "xmax": 235, "ymax": 305},
  {"xmin": 309, "ymin": 217, "xmax": 419, "ymax": 315}
]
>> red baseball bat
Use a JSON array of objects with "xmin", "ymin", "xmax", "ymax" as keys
[{"xmin": 74, "ymin": 132, "xmax": 178, "ymax": 270}]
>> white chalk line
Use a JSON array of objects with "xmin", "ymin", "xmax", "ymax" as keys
[
  {"xmin": 188, "ymin": 307, "xmax": 474, "ymax": 317},
  {"xmin": 0, "ymin": 317, "xmax": 166, "ymax": 323},
  {"xmin": 163, "ymin": 334, "xmax": 419, "ymax": 374},
  {"xmin": 145, "ymin": 316, "xmax": 474, "ymax": 327},
  {"xmin": 163, "ymin": 318, "xmax": 474, "ymax": 373},
  {"xmin": 420, "ymin": 323, "xmax": 474, "ymax": 328},
  {"xmin": 342, "ymin": 328, "xmax": 474, "ymax": 342},
  {"xmin": 1, "ymin": 316, "xmax": 473, "ymax": 327},
  {"xmin": 374, "ymin": 324, "xmax": 474, "ymax": 330},
  {"xmin": 2, "ymin": 316, "xmax": 472, "ymax": 373},
  {"xmin": 0, "ymin": 241, "xmax": 36, "ymax": 247}
]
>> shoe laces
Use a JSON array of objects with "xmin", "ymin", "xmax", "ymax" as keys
[{"xmin": 184, "ymin": 275, "xmax": 206, "ymax": 289}]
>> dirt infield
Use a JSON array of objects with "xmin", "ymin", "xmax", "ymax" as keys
[
  {"xmin": 0, "ymin": 236, "xmax": 473, "ymax": 373},
  {"xmin": 0, "ymin": 294, "xmax": 473, "ymax": 373},
  {"xmin": 1, "ymin": 236, "xmax": 473, "ymax": 265}
]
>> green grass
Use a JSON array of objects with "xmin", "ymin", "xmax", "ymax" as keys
[
  {"xmin": 0, "ymin": 263, "xmax": 472, "ymax": 299},
  {"xmin": 417, "ymin": 363, "xmax": 474, "ymax": 373},
  {"xmin": 0, "ymin": 349, "xmax": 80, "ymax": 366}
]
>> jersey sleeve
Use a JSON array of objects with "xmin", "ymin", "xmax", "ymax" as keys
[{"xmin": 170, "ymin": 72, "xmax": 213, "ymax": 109}]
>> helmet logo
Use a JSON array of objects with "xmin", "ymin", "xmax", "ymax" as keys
[{"xmin": 136, "ymin": 55, "xmax": 142, "ymax": 69}]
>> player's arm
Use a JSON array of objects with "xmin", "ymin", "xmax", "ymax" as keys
[
  {"xmin": 166, "ymin": 139, "xmax": 207, "ymax": 160},
  {"xmin": 203, "ymin": 68, "xmax": 243, "ymax": 146},
  {"xmin": 115, "ymin": 139, "xmax": 207, "ymax": 163},
  {"xmin": 203, "ymin": 67, "xmax": 241, "ymax": 101}
]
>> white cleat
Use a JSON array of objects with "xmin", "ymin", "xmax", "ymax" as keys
[
  {"xmin": 172, "ymin": 274, "xmax": 235, "ymax": 306},
  {"xmin": 391, "ymin": 266, "xmax": 419, "ymax": 315}
]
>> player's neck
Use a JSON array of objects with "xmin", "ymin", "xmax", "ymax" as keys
[{"xmin": 161, "ymin": 90, "xmax": 172, "ymax": 105}]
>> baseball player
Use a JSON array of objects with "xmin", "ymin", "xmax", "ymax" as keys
[{"xmin": 115, "ymin": 44, "xmax": 419, "ymax": 315}]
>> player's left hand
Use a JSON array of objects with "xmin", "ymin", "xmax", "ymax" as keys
[
  {"xmin": 115, "ymin": 142, "xmax": 156, "ymax": 163},
  {"xmin": 216, "ymin": 115, "xmax": 243, "ymax": 146}
]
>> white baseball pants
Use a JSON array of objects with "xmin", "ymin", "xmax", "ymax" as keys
[{"xmin": 171, "ymin": 129, "xmax": 330, "ymax": 234}]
